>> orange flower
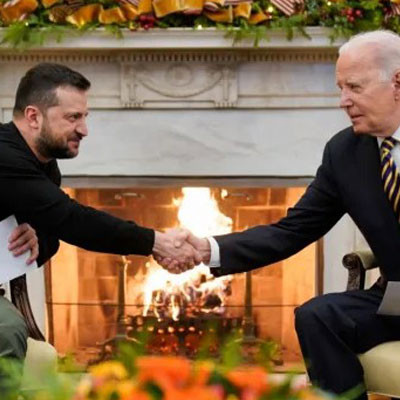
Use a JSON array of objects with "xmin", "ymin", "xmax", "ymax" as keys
[
  {"xmin": 191, "ymin": 361, "xmax": 214, "ymax": 386},
  {"xmin": 136, "ymin": 356, "xmax": 191, "ymax": 390},
  {"xmin": 164, "ymin": 385, "xmax": 220, "ymax": 400},
  {"xmin": 227, "ymin": 366, "xmax": 269, "ymax": 395},
  {"xmin": 120, "ymin": 384, "xmax": 152, "ymax": 400}
]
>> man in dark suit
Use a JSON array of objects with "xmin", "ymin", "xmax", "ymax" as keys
[{"xmin": 161, "ymin": 30, "xmax": 400, "ymax": 399}]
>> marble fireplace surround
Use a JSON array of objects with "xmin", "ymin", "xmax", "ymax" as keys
[
  {"xmin": 0, "ymin": 28, "xmax": 369, "ymax": 330},
  {"xmin": 0, "ymin": 28, "xmax": 349, "ymax": 178}
]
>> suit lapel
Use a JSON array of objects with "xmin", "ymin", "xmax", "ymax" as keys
[
  {"xmin": 355, "ymin": 134, "xmax": 400, "ymax": 232},
  {"xmin": 357, "ymin": 135, "xmax": 384, "ymax": 197}
]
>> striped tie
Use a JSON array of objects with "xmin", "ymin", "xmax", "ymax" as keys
[{"xmin": 381, "ymin": 137, "xmax": 400, "ymax": 219}]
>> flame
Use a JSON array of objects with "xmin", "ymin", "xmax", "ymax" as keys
[
  {"xmin": 141, "ymin": 188, "xmax": 233, "ymax": 321},
  {"xmin": 176, "ymin": 187, "xmax": 232, "ymax": 236}
]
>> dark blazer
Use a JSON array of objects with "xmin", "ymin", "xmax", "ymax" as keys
[{"xmin": 213, "ymin": 127, "xmax": 400, "ymax": 282}]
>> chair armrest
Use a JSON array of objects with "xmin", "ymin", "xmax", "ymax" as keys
[
  {"xmin": 342, "ymin": 251, "xmax": 378, "ymax": 291},
  {"xmin": 10, "ymin": 275, "xmax": 45, "ymax": 341}
]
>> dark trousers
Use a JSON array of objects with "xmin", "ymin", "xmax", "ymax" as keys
[{"xmin": 295, "ymin": 284, "xmax": 400, "ymax": 400}]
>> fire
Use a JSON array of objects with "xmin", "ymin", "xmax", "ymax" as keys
[{"xmin": 142, "ymin": 188, "xmax": 233, "ymax": 321}]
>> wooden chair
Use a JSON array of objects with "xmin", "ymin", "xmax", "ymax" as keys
[
  {"xmin": 1, "ymin": 275, "xmax": 57, "ymax": 392},
  {"xmin": 9, "ymin": 275, "xmax": 46, "ymax": 341},
  {"xmin": 342, "ymin": 251, "xmax": 400, "ymax": 398}
]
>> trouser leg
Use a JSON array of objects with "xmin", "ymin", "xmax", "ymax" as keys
[
  {"xmin": 294, "ymin": 284, "xmax": 400, "ymax": 400},
  {"xmin": 0, "ymin": 296, "xmax": 28, "ymax": 398}
]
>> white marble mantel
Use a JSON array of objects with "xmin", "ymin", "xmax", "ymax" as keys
[{"xmin": 0, "ymin": 28, "xmax": 350, "ymax": 178}]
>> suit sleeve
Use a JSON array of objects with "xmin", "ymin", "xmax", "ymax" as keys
[
  {"xmin": 37, "ymin": 233, "xmax": 60, "ymax": 267},
  {"xmin": 0, "ymin": 153, "xmax": 154, "ymax": 256},
  {"xmin": 212, "ymin": 142, "xmax": 345, "ymax": 276}
]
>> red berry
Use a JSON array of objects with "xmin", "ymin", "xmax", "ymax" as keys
[
  {"xmin": 355, "ymin": 9, "xmax": 362, "ymax": 17},
  {"xmin": 346, "ymin": 8, "xmax": 353, "ymax": 16},
  {"xmin": 347, "ymin": 15, "xmax": 355, "ymax": 22}
]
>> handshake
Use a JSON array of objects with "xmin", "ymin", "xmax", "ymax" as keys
[{"xmin": 152, "ymin": 229, "xmax": 211, "ymax": 274}]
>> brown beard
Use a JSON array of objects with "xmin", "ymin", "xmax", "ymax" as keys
[{"xmin": 35, "ymin": 118, "xmax": 77, "ymax": 160}]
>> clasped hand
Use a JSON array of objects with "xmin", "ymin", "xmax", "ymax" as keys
[{"xmin": 152, "ymin": 228, "xmax": 210, "ymax": 274}]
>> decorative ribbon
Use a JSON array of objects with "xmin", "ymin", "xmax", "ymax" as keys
[
  {"xmin": 204, "ymin": 5, "xmax": 233, "ymax": 21},
  {"xmin": 0, "ymin": 0, "xmax": 38, "ymax": 24},
  {"xmin": 48, "ymin": 0, "xmax": 83, "ymax": 23},
  {"xmin": 153, "ymin": 0, "xmax": 204, "ymax": 17},
  {"xmin": 390, "ymin": 1, "xmax": 400, "ymax": 16},
  {"xmin": 270, "ymin": 0, "xmax": 303, "ymax": 16}
]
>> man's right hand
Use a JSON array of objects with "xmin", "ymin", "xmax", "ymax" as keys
[
  {"xmin": 153, "ymin": 229, "xmax": 201, "ymax": 273},
  {"xmin": 153, "ymin": 228, "xmax": 211, "ymax": 274}
]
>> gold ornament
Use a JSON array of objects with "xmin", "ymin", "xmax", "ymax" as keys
[
  {"xmin": 65, "ymin": 3, "xmax": 101, "ymax": 27},
  {"xmin": 182, "ymin": 0, "xmax": 204, "ymax": 14},
  {"xmin": 233, "ymin": 2, "xmax": 251, "ymax": 19},
  {"xmin": 0, "ymin": 0, "xmax": 38, "ymax": 24},
  {"xmin": 204, "ymin": 4, "xmax": 232, "ymax": 21},
  {"xmin": 40, "ymin": 0, "xmax": 61, "ymax": 8},
  {"xmin": 119, "ymin": 1, "xmax": 138, "ymax": 19},
  {"xmin": 138, "ymin": 0, "xmax": 152, "ymax": 14},
  {"xmin": 248, "ymin": 10, "xmax": 268, "ymax": 23},
  {"xmin": 98, "ymin": 6, "xmax": 127, "ymax": 23},
  {"xmin": 153, "ymin": 0, "xmax": 184, "ymax": 17}
]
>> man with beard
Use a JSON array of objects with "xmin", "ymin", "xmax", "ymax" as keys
[{"xmin": 0, "ymin": 63, "xmax": 201, "ymax": 391}]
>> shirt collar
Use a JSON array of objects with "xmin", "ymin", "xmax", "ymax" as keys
[{"xmin": 377, "ymin": 127, "xmax": 400, "ymax": 146}]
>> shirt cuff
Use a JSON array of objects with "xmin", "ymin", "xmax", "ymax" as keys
[{"xmin": 206, "ymin": 237, "xmax": 221, "ymax": 268}]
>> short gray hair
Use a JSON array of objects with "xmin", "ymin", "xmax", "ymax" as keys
[{"xmin": 339, "ymin": 30, "xmax": 400, "ymax": 81}]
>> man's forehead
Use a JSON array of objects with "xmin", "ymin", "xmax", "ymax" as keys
[
  {"xmin": 337, "ymin": 43, "xmax": 379, "ymax": 67},
  {"xmin": 336, "ymin": 51, "xmax": 377, "ymax": 77},
  {"xmin": 55, "ymin": 86, "xmax": 88, "ymax": 107}
]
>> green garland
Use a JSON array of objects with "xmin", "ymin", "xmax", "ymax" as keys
[{"xmin": 0, "ymin": 0, "xmax": 400, "ymax": 48}]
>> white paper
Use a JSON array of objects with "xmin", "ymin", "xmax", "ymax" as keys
[
  {"xmin": 377, "ymin": 281, "xmax": 400, "ymax": 316},
  {"xmin": 0, "ymin": 215, "xmax": 31, "ymax": 284}
]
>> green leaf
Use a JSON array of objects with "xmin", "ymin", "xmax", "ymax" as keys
[
  {"xmin": 220, "ymin": 331, "xmax": 243, "ymax": 370},
  {"xmin": 116, "ymin": 328, "xmax": 150, "ymax": 376},
  {"xmin": 104, "ymin": 23, "xmax": 124, "ymax": 38},
  {"xmin": 144, "ymin": 381, "xmax": 164, "ymax": 400},
  {"xmin": 255, "ymin": 340, "xmax": 279, "ymax": 369},
  {"xmin": 360, "ymin": 0, "xmax": 380, "ymax": 11},
  {"xmin": 208, "ymin": 369, "xmax": 240, "ymax": 397}
]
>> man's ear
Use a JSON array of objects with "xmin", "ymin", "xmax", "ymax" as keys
[
  {"xmin": 24, "ymin": 105, "xmax": 43, "ymax": 130},
  {"xmin": 394, "ymin": 70, "xmax": 400, "ymax": 100}
]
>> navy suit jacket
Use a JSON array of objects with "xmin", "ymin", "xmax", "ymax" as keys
[{"xmin": 213, "ymin": 127, "xmax": 400, "ymax": 282}]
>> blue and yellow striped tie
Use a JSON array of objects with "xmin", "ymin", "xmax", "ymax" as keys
[{"xmin": 381, "ymin": 137, "xmax": 400, "ymax": 219}]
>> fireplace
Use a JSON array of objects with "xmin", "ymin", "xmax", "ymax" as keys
[{"xmin": 46, "ymin": 183, "xmax": 319, "ymax": 368}]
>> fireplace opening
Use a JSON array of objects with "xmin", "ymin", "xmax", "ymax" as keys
[{"xmin": 46, "ymin": 183, "xmax": 320, "ymax": 369}]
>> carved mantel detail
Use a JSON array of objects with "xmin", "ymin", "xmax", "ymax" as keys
[
  {"xmin": 0, "ymin": 29, "xmax": 341, "ymax": 114},
  {"xmin": 120, "ymin": 62, "xmax": 237, "ymax": 108}
]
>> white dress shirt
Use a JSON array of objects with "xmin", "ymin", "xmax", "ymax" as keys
[{"xmin": 207, "ymin": 129, "xmax": 400, "ymax": 269}]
